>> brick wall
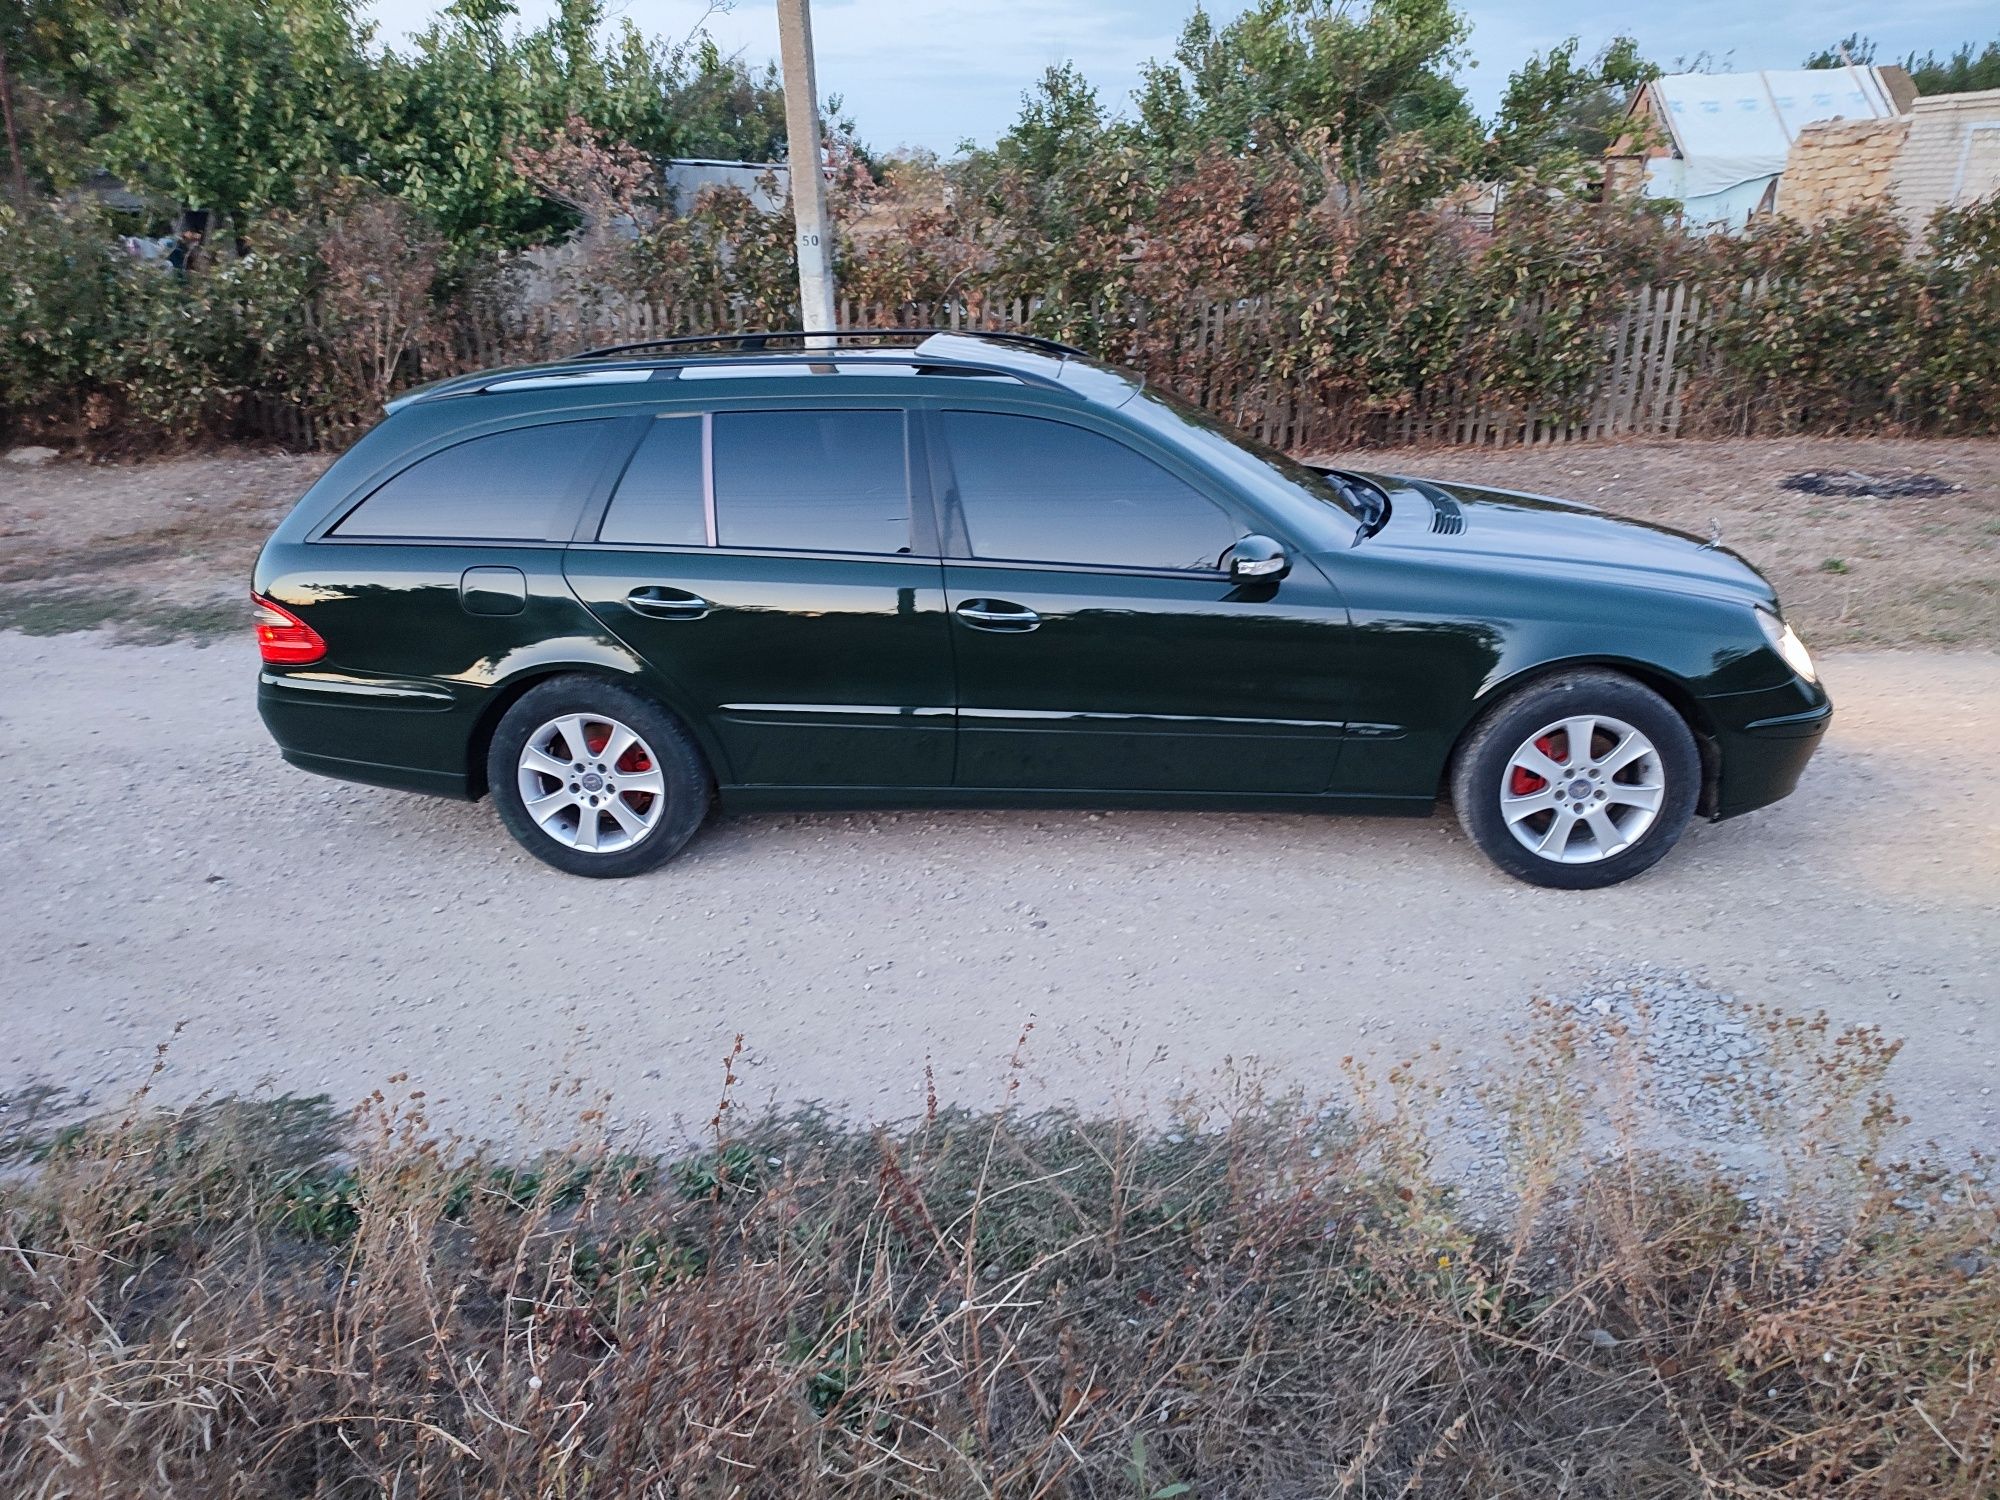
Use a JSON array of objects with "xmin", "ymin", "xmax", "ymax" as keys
[{"xmin": 1777, "ymin": 117, "xmax": 1909, "ymax": 226}]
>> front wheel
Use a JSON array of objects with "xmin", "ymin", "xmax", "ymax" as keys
[
  {"xmin": 487, "ymin": 676, "xmax": 711, "ymax": 878},
  {"xmin": 1451, "ymin": 670, "xmax": 1700, "ymax": 889}
]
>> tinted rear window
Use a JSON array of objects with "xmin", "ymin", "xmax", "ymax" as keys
[
  {"xmin": 712, "ymin": 410, "xmax": 910, "ymax": 554},
  {"xmin": 937, "ymin": 411, "xmax": 1239, "ymax": 570},
  {"xmin": 334, "ymin": 420, "xmax": 612, "ymax": 540},
  {"xmin": 598, "ymin": 416, "xmax": 706, "ymax": 545}
]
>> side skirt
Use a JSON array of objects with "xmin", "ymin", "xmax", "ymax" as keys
[{"xmin": 718, "ymin": 785, "xmax": 1438, "ymax": 817}]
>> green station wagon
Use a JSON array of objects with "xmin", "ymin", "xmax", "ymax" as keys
[{"xmin": 253, "ymin": 329, "xmax": 1830, "ymax": 888}]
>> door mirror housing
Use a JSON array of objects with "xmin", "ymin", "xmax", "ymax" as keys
[{"xmin": 1226, "ymin": 534, "xmax": 1290, "ymax": 583}]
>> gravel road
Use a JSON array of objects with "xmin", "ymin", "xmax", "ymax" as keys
[{"xmin": 3, "ymin": 632, "xmax": 1994, "ymax": 1156}]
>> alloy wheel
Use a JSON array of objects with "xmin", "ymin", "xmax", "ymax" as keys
[
  {"xmin": 515, "ymin": 713, "xmax": 668, "ymax": 853},
  {"xmin": 1499, "ymin": 713, "xmax": 1665, "ymax": 865}
]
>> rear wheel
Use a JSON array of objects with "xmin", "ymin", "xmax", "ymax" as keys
[
  {"xmin": 488, "ymin": 677, "xmax": 710, "ymax": 877},
  {"xmin": 1451, "ymin": 670, "xmax": 1699, "ymax": 889}
]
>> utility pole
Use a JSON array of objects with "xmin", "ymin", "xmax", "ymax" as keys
[{"xmin": 775, "ymin": 0, "xmax": 837, "ymax": 344}]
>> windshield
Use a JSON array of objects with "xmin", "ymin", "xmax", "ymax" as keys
[{"xmin": 1129, "ymin": 383, "xmax": 1369, "ymax": 524}]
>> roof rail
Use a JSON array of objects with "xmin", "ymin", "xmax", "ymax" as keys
[{"xmin": 566, "ymin": 327, "xmax": 1090, "ymax": 362}]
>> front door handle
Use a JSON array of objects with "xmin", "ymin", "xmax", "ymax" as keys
[
  {"xmin": 955, "ymin": 598, "xmax": 1041, "ymax": 633},
  {"xmin": 626, "ymin": 586, "xmax": 711, "ymax": 620}
]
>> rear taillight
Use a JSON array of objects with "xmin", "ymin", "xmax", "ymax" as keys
[{"xmin": 253, "ymin": 592, "xmax": 327, "ymax": 665}]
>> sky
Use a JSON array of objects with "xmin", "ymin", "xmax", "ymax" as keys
[{"xmin": 364, "ymin": 0, "xmax": 1998, "ymax": 155}]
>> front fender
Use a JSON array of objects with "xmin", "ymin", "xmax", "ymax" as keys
[{"xmin": 1322, "ymin": 549, "xmax": 1788, "ymax": 802}]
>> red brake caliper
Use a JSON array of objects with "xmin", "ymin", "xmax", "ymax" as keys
[
  {"xmin": 1510, "ymin": 732, "xmax": 1565, "ymax": 796},
  {"xmin": 613, "ymin": 735, "xmax": 653, "ymax": 807}
]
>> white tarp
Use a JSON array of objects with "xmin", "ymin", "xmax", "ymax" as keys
[
  {"xmin": 1643, "ymin": 158, "xmax": 1778, "ymax": 231},
  {"xmin": 1645, "ymin": 67, "xmax": 1899, "ymax": 196}
]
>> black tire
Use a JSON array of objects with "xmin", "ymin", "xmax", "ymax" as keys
[
  {"xmin": 1450, "ymin": 669, "xmax": 1700, "ymax": 890},
  {"xmin": 486, "ymin": 675, "xmax": 711, "ymax": 878}
]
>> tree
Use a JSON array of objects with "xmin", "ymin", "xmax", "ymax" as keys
[
  {"xmin": 1805, "ymin": 33, "xmax": 2000, "ymax": 94},
  {"xmin": 993, "ymin": 62, "xmax": 1116, "ymax": 180},
  {"xmin": 1131, "ymin": 0, "xmax": 1479, "ymax": 173},
  {"xmin": 375, "ymin": 0, "xmax": 817, "ymax": 249},
  {"xmin": 75, "ymin": 0, "xmax": 378, "ymax": 221},
  {"xmin": 1488, "ymin": 35, "xmax": 1658, "ymax": 174}
]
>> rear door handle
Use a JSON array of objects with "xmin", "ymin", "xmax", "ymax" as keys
[
  {"xmin": 955, "ymin": 598, "xmax": 1041, "ymax": 632},
  {"xmin": 626, "ymin": 586, "xmax": 711, "ymax": 620}
]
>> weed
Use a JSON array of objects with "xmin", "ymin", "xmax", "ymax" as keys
[{"xmin": 0, "ymin": 1020, "xmax": 1992, "ymax": 1497}]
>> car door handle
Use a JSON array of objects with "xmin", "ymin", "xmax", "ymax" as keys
[
  {"xmin": 626, "ymin": 586, "xmax": 711, "ymax": 620},
  {"xmin": 955, "ymin": 598, "xmax": 1041, "ymax": 632}
]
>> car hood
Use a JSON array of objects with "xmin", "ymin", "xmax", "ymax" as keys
[{"xmin": 1341, "ymin": 470, "xmax": 1779, "ymax": 608}]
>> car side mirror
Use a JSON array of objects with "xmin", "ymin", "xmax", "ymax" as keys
[{"xmin": 1227, "ymin": 534, "xmax": 1290, "ymax": 583}]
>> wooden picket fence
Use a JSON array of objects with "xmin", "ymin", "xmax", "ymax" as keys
[{"xmin": 246, "ymin": 283, "xmax": 1730, "ymax": 453}]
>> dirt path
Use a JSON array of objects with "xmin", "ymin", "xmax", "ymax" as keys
[{"xmin": 2, "ymin": 632, "xmax": 1993, "ymax": 1156}]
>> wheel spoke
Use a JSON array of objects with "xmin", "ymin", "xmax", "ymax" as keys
[
  {"xmin": 1560, "ymin": 717, "xmax": 1598, "ymax": 765},
  {"xmin": 572, "ymin": 803, "xmax": 601, "ymax": 851},
  {"xmin": 1598, "ymin": 730, "xmax": 1651, "ymax": 776},
  {"xmin": 1605, "ymin": 781, "xmax": 1663, "ymax": 812},
  {"xmin": 1511, "ymin": 745, "xmax": 1566, "ymax": 783},
  {"xmin": 525, "ymin": 788, "xmax": 577, "ymax": 830},
  {"xmin": 601, "ymin": 725, "xmax": 638, "ymax": 768},
  {"xmin": 559, "ymin": 716, "xmax": 597, "ymax": 764},
  {"xmin": 615, "ymin": 768, "xmax": 666, "ymax": 797},
  {"xmin": 521, "ymin": 746, "xmax": 573, "ymax": 781},
  {"xmin": 1583, "ymin": 807, "xmax": 1625, "ymax": 855},
  {"xmin": 1502, "ymin": 787, "xmax": 1559, "ymax": 823},
  {"xmin": 1534, "ymin": 808, "xmax": 1579, "ymax": 856},
  {"xmin": 605, "ymin": 796, "xmax": 648, "ymax": 838}
]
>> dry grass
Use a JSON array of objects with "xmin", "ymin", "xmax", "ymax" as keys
[{"xmin": 2, "ymin": 1018, "xmax": 1994, "ymax": 1499}]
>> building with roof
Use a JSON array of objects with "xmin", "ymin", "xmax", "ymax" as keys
[
  {"xmin": 1607, "ymin": 66, "xmax": 1916, "ymax": 231},
  {"xmin": 1777, "ymin": 88, "xmax": 2000, "ymax": 237}
]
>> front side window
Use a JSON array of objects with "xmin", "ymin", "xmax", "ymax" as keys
[
  {"xmin": 712, "ymin": 409, "xmax": 910, "ymax": 554},
  {"xmin": 334, "ymin": 420, "xmax": 612, "ymax": 540},
  {"xmin": 937, "ymin": 411, "xmax": 1241, "ymax": 571}
]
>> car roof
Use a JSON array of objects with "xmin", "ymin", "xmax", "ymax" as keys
[{"xmin": 385, "ymin": 330, "xmax": 1144, "ymax": 415}]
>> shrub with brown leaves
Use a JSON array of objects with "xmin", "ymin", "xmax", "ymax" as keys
[{"xmin": 2, "ymin": 1012, "xmax": 1992, "ymax": 1498}]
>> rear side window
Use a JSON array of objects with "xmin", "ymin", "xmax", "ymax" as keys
[
  {"xmin": 936, "ymin": 411, "xmax": 1240, "ymax": 571},
  {"xmin": 334, "ymin": 420, "xmax": 612, "ymax": 540},
  {"xmin": 712, "ymin": 410, "xmax": 910, "ymax": 554},
  {"xmin": 598, "ymin": 416, "xmax": 706, "ymax": 545}
]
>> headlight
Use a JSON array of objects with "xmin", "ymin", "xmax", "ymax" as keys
[{"xmin": 1756, "ymin": 607, "xmax": 1816, "ymax": 684}]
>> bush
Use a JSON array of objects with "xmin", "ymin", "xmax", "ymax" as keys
[
  {"xmin": 1691, "ymin": 209, "xmax": 1920, "ymax": 432},
  {"xmin": 5, "ymin": 164, "xmax": 2000, "ymax": 454},
  {"xmin": 0, "ymin": 201, "xmax": 131, "ymax": 424},
  {"xmin": 2, "ymin": 1013, "xmax": 1992, "ymax": 1497},
  {"xmin": 1900, "ymin": 197, "xmax": 2000, "ymax": 433}
]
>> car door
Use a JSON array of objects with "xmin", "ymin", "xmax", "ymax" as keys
[
  {"xmin": 563, "ymin": 402, "xmax": 955, "ymax": 790},
  {"xmin": 927, "ymin": 405, "xmax": 1351, "ymax": 794}
]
